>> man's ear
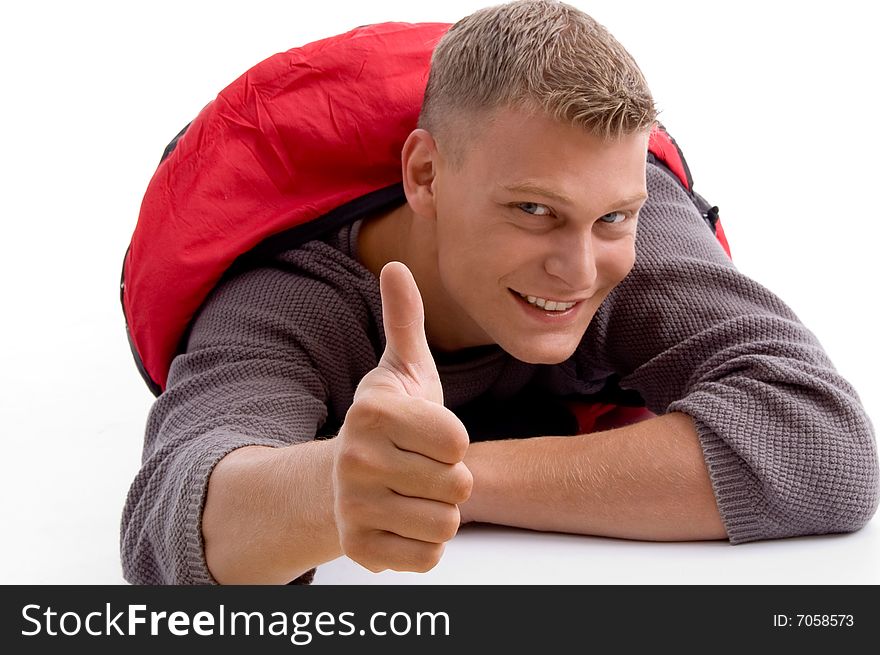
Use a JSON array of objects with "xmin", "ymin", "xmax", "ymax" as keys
[{"xmin": 401, "ymin": 129, "xmax": 439, "ymax": 221}]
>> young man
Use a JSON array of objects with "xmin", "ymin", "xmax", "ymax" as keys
[{"xmin": 121, "ymin": 1, "xmax": 879, "ymax": 584}]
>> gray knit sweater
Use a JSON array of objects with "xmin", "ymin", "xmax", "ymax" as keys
[{"xmin": 120, "ymin": 162, "xmax": 879, "ymax": 584}]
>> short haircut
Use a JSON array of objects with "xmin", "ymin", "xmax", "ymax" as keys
[{"xmin": 418, "ymin": 0, "xmax": 658, "ymax": 167}]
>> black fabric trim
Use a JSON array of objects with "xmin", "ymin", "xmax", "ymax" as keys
[
  {"xmin": 657, "ymin": 123, "xmax": 695, "ymax": 192},
  {"xmin": 127, "ymin": 324, "xmax": 163, "ymax": 397},
  {"xmin": 648, "ymin": 154, "xmax": 720, "ymax": 236},
  {"xmin": 160, "ymin": 122, "xmax": 192, "ymax": 164},
  {"xmin": 120, "ymin": 244, "xmax": 164, "ymax": 397},
  {"xmin": 236, "ymin": 183, "xmax": 407, "ymax": 264},
  {"xmin": 647, "ymin": 152, "xmax": 689, "ymax": 195}
]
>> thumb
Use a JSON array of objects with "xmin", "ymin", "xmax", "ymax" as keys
[{"xmin": 377, "ymin": 261, "xmax": 443, "ymax": 404}]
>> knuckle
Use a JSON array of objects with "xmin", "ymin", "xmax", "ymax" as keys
[
  {"xmin": 413, "ymin": 400, "xmax": 470, "ymax": 461},
  {"xmin": 418, "ymin": 409, "xmax": 460, "ymax": 459},
  {"xmin": 442, "ymin": 414, "xmax": 471, "ymax": 461},
  {"xmin": 434, "ymin": 507, "xmax": 461, "ymax": 542},
  {"xmin": 348, "ymin": 396, "xmax": 389, "ymax": 433},
  {"xmin": 447, "ymin": 464, "xmax": 474, "ymax": 504},
  {"xmin": 408, "ymin": 543, "xmax": 444, "ymax": 573}
]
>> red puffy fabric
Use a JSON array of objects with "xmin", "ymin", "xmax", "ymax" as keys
[{"xmin": 123, "ymin": 22, "xmax": 450, "ymax": 392}]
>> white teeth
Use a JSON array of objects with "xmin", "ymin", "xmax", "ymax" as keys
[{"xmin": 517, "ymin": 292, "xmax": 576, "ymax": 311}]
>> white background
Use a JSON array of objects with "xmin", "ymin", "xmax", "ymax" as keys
[{"xmin": 1, "ymin": 0, "xmax": 877, "ymax": 584}]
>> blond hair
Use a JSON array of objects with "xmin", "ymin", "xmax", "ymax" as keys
[{"xmin": 418, "ymin": 0, "xmax": 657, "ymax": 165}]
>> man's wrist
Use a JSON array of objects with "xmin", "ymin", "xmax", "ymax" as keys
[{"xmin": 203, "ymin": 440, "xmax": 341, "ymax": 584}]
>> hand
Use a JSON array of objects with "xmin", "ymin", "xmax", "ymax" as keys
[{"xmin": 332, "ymin": 261, "xmax": 473, "ymax": 573}]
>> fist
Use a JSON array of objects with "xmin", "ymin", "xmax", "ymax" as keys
[{"xmin": 333, "ymin": 262, "xmax": 473, "ymax": 573}]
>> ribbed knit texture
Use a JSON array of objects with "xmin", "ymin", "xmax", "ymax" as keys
[{"xmin": 120, "ymin": 163, "xmax": 879, "ymax": 584}]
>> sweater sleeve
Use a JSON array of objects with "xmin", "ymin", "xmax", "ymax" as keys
[
  {"xmin": 120, "ymin": 239, "xmax": 382, "ymax": 584},
  {"xmin": 579, "ymin": 163, "xmax": 880, "ymax": 544}
]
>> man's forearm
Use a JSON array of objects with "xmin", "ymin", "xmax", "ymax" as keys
[
  {"xmin": 202, "ymin": 440, "xmax": 343, "ymax": 584},
  {"xmin": 459, "ymin": 411, "xmax": 728, "ymax": 541}
]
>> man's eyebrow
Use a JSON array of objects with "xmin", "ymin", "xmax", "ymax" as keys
[
  {"xmin": 500, "ymin": 183, "xmax": 574, "ymax": 205},
  {"xmin": 500, "ymin": 182, "xmax": 648, "ymax": 208},
  {"xmin": 614, "ymin": 192, "xmax": 649, "ymax": 207}
]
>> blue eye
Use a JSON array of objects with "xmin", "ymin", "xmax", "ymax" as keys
[
  {"xmin": 600, "ymin": 211, "xmax": 629, "ymax": 224},
  {"xmin": 518, "ymin": 202, "xmax": 553, "ymax": 217}
]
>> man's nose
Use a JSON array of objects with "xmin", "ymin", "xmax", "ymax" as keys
[{"xmin": 543, "ymin": 227, "xmax": 598, "ymax": 292}]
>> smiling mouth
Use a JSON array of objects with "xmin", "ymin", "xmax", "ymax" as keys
[{"xmin": 509, "ymin": 289, "xmax": 581, "ymax": 312}]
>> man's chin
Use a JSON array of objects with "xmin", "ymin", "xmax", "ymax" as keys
[{"xmin": 500, "ymin": 341, "xmax": 580, "ymax": 365}]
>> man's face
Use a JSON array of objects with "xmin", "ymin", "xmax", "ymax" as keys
[{"xmin": 429, "ymin": 107, "xmax": 649, "ymax": 364}]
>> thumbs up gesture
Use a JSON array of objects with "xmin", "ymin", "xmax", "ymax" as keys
[{"xmin": 332, "ymin": 262, "xmax": 473, "ymax": 573}]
